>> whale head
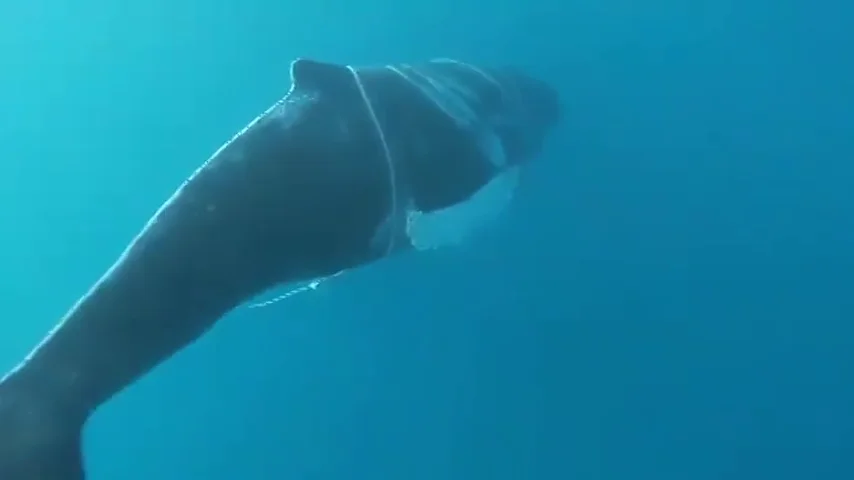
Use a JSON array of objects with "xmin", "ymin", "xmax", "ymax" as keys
[{"xmin": 376, "ymin": 58, "xmax": 561, "ymax": 167}]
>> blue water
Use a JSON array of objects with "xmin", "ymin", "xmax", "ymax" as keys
[{"xmin": 1, "ymin": 0, "xmax": 852, "ymax": 478}]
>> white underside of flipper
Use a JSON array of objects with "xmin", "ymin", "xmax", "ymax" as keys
[
  {"xmin": 405, "ymin": 165, "xmax": 520, "ymax": 250},
  {"xmin": 404, "ymin": 123, "xmax": 516, "ymax": 250}
]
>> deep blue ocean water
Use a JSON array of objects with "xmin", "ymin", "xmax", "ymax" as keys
[{"xmin": 1, "ymin": 0, "xmax": 852, "ymax": 478}]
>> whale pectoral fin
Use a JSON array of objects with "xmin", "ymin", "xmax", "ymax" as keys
[
  {"xmin": 289, "ymin": 58, "xmax": 354, "ymax": 95},
  {"xmin": 406, "ymin": 166, "xmax": 520, "ymax": 250}
]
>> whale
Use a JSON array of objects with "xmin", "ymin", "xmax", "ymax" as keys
[{"xmin": 0, "ymin": 57, "xmax": 560, "ymax": 478}]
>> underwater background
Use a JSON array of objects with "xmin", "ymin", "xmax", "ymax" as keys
[{"xmin": 1, "ymin": 0, "xmax": 852, "ymax": 478}]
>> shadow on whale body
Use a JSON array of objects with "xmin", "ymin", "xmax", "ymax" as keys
[{"xmin": 0, "ymin": 56, "xmax": 560, "ymax": 479}]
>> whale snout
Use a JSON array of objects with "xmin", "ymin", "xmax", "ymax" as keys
[
  {"xmin": 524, "ymin": 75, "xmax": 561, "ymax": 129},
  {"xmin": 485, "ymin": 69, "xmax": 561, "ymax": 163},
  {"xmin": 504, "ymin": 70, "xmax": 561, "ymax": 131}
]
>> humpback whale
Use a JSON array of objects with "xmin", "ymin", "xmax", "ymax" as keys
[{"xmin": 0, "ymin": 57, "xmax": 560, "ymax": 478}]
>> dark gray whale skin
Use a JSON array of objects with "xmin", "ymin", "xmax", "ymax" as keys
[{"xmin": 0, "ymin": 57, "xmax": 560, "ymax": 478}]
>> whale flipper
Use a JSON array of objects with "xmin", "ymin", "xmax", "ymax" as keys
[{"xmin": 406, "ymin": 165, "xmax": 521, "ymax": 250}]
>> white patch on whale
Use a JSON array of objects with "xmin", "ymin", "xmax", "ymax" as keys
[{"xmin": 405, "ymin": 165, "xmax": 519, "ymax": 250}]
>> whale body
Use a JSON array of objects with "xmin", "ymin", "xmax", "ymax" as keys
[{"xmin": 0, "ymin": 57, "xmax": 560, "ymax": 479}]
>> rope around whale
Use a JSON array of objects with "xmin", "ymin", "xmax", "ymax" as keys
[{"xmin": 248, "ymin": 66, "xmax": 398, "ymax": 309}]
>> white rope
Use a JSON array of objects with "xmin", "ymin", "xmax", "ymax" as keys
[
  {"xmin": 347, "ymin": 65, "xmax": 399, "ymax": 257},
  {"xmin": 248, "ymin": 270, "xmax": 344, "ymax": 308},
  {"xmin": 249, "ymin": 65, "xmax": 399, "ymax": 309}
]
